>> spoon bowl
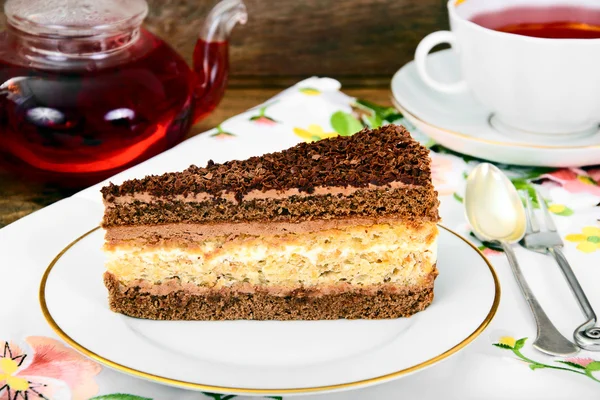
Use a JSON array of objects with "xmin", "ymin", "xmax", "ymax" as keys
[{"xmin": 465, "ymin": 163, "xmax": 526, "ymax": 244}]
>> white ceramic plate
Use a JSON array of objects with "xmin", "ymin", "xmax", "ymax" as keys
[
  {"xmin": 391, "ymin": 49, "xmax": 600, "ymax": 167},
  {"xmin": 40, "ymin": 225, "xmax": 499, "ymax": 396}
]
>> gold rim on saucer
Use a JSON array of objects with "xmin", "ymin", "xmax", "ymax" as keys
[
  {"xmin": 391, "ymin": 96, "xmax": 600, "ymax": 150},
  {"xmin": 39, "ymin": 225, "xmax": 500, "ymax": 395}
]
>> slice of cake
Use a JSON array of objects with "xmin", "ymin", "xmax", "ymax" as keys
[{"xmin": 101, "ymin": 124, "xmax": 440, "ymax": 320}]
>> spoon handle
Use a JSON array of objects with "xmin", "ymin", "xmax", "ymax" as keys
[
  {"xmin": 548, "ymin": 246, "xmax": 600, "ymax": 351},
  {"xmin": 500, "ymin": 242, "xmax": 579, "ymax": 356}
]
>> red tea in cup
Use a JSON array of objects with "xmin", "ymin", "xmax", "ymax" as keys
[{"xmin": 470, "ymin": 6, "xmax": 600, "ymax": 39}]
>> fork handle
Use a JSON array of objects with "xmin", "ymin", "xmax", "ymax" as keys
[
  {"xmin": 549, "ymin": 246, "xmax": 600, "ymax": 351},
  {"xmin": 501, "ymin": 242, "xmax": 579, "ymax": 356}
]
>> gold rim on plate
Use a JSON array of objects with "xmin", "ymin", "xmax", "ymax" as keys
[
  {"xmin": 391, "ymin": 96, "xmax": 600, "ymax": 151},
  {"xmin": 40, "ymin": 224, "xmax": 500, "ymax": 395}
]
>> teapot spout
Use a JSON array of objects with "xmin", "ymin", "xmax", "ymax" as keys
[{"xmin": 192, "ymin": 0, "xmax": 247, "ymax": 123}]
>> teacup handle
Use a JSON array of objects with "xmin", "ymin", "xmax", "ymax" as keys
[{"xmin": 414, "ymin": 31, "xmax": 468, "ymax": 94}]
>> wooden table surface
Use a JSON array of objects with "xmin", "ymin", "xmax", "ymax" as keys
[{"xmin": 0, "ymin": 87, "xmax": 392, "ymax": 228}]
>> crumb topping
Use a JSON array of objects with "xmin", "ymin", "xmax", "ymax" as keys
[{"xmin": 101, "ymin": 125, "xmax": 432, "ymax": 201}]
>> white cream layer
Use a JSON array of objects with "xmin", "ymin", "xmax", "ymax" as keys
[{"xmin": 105, "ymin": 239, "xmax": 437, "ymax": 289}]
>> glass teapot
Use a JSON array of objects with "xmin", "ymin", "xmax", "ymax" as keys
[{"xmin": 0, "ymin": 0, "xmax": 247, "ymax": 185}]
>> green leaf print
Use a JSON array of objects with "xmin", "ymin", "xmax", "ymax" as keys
[
  {"xmin": 330, "ymin": 111, "xmax": 363, "ymax": 136},
  {"xmin": 529, "ymin": 364, "xmax": 546, "ymax": 370},
  {"xmin": 587, "ymin": 361, "xmax": 600, "ymax": 372},
  {"xmin": 453, "ymin": 192, "xmax": 464, "ymax": 203},
  {"xmin": 511, "ymin": 179, "xmax": 539, "ymax": 208},
  {"xmin": 502, "ymin": 165, "xmax": 555, "ymax": 181},
  {"xmin": 492, "ymin": 337, "xmax": 600, "ymax": 383},
  {"xmin": 428, "ymin": 145, "xmax": 482, "ymax": 163},
  {"xmin": 354, "ymin": 99, "xmax": 402, "ymax": 122},
  {"xmin": 514, "ymin": 338, "xmax": 526, "ymax": 351},
  {"xmin": 470, "ymin": 232, "xmax": 503, "ymax": 252},
  {"xmin": 557, "ymin": 361, "xmax": 587, "ymax": 370},
  {"xmin": 89, "ymin": 395, "xmax": 152, "ymax": 400},
  {"xmin": 202, "ymin": 393, "xmax": 235, "ymax": 400},
  {"xmin": 363, "ymin": 112, "xmax": 384, "ymax": 129},
  {"xmin": 201, "ymin": 394, "xmax": 281, "ymax": 400}
]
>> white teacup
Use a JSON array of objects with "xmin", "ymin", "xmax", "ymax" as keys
[{"xmin": 414, "ymin": 0, "xmax": 600, "ymax": 139}]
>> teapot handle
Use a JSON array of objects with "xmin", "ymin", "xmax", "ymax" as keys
[
  {"xmin": 200, "ymin": 0, "xmax": 247, "ymax": 42},
  {"xmin": 192, "ymin": 0, "xmax": 247, "ymax": 123}
]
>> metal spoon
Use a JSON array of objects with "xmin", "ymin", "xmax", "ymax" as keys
[{"xmin": 465, "ymin": 163, "xmax": 579, "ymax": 356}]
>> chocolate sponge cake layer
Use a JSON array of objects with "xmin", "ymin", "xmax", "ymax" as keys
[
  {"xmin": 104, "ymin": 268, "xmax": 437, "ymax": 321},
  {"xmin": 102, "ymin": 186, "xmax": 438, "ymax": 228},
  {"xmin": 101, "ymin": 125, "xmax": 439, "ymax": 228}
]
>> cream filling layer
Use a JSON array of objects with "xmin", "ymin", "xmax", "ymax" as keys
[
  {"xmin": 105, "ymin": 238, "xmax": 437, "ymax": 290},
  {"xmin": 105, "ymin": 181, "xmax": 416, "ymax": 205}
]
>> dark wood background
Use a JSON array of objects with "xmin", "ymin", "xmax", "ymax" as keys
[
  {"xmin": 0, "ymin": 0, "xmax": 449, "ymax": 85},
  {"xmin": 143, "ymin": 0, "xmax": 449, "ymax": 86},
  {"xmin": 0, "ymin": 0, "xmax": 449, "ymax": 226}
]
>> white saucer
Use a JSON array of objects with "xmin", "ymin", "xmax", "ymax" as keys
[
  {"xmin": 391, "ymin": 49, "xmax": 600, "ymax": 167},
  {"xmin": 40, "ymin": 225, "xmax": 499, "ymax": 396}
]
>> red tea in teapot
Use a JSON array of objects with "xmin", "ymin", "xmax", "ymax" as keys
[
  {"xmin": 0, "ymin": 0, "xmax": 245, "ymax": 186},
  {"xmin": 0, "ymin": 32, "xmax": 228, "ymax": 184}
]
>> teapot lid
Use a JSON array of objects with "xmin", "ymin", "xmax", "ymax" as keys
[{"xmin": 5, "ymin": 0, "xmax": 148, "ymax": 37}]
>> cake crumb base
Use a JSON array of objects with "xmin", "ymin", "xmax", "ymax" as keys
[{"xmin": 104, "ymin": 271, "xmax": 437, "ymax": 321}]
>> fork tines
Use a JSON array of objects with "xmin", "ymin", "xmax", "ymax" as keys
[{"xmin": 523, "ymin": 188, "xmax": 557, "ymax": 233}]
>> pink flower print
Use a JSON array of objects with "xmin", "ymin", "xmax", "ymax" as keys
[
  {"xmin": 210, "ymin": 131, "xmax": 236, "ymax": 140},
  {"xmin": 548, "ymin": 169, "xmax": 577, "ymax": 181},
  {"xmin": 482, "ymin": 248, "xmax": 503, "ymax": 257},
  {"xmin": 588, "ymin": 168, "xmax": 600, "ymax": 183},
  {"xmin": 210, "ymin": 124, "xmax": 236, "ymax": 140},
  {"xmin": 249, "ymin": 103, "xmax": 278, "ymax": 126},
  {"xmin": 251, "ymin": 116, "xmax": 277, "ymax": 126},
  {"xmin": 564, "ymin": 357, "xmax": 594, "ymax": 368},
  {"xmin": 431, "ymin": 157, "xmax": 453, "ymax": 184},
  {"xmin": 430, "ymin": 155, "xmax": 457, "ymax": 196},
  {"xmin": 1, "ymin": 337, "xmax": 101, "ymax": 400},
  {"xmin": 542, "ymin": 168, "xmax": 600, "ymax": 196}
]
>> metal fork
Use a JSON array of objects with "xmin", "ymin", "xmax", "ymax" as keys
[{"xmin": 521, "ymin": 188, "xmax": 600, "ymax": 351}]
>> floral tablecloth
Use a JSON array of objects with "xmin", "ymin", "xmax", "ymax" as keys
[{"xmin": 1, "ymin": 78, "xmax": 599, "ymax": 400}]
